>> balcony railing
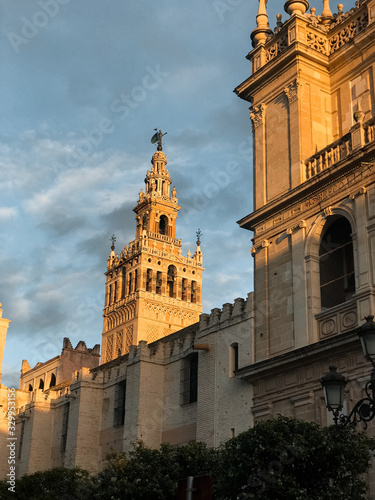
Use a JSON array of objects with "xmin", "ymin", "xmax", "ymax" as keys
[{"xmin": 304, "ymin": 118, "xmax": 375, "ymax": 181}]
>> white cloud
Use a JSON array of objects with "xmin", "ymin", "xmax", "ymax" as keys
[{"xmin": 0, "ymin": 206, "xmax": 18, "ymax": 221}]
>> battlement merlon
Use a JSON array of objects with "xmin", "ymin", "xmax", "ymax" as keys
[
  {"xmin": 20, "ymin": 338, "xmax": 100, "ymax": 379},
  {"xmin": 199, "ymin": 292, "xmax": 254, "ymax": 330}
]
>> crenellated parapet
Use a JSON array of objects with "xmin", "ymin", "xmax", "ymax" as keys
[
  {"xmin": 199, "ymin": 293, "xmax": 254, "ymax": 332},
  {"xmin": 62, "ymin": 337, "xmax": 100, "ymax": 355},
  {"xmin": 19, "ymin": 338, "xmax": 100, "ymax": 393}
]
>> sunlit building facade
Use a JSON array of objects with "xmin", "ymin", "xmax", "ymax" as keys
[{"xmin": 0, "ymin": 0, "xmax": 374, "ymax": 494}]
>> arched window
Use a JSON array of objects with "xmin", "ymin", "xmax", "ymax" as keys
[
  {"xmin": 191, "ymin": 281, "xmax": 197, "ymax": 303},
  {"xmin": 156, "ymin": 271, "xmax": 162, "ymax": 295},
  {"xmin": 142, "ymin": 213, "xmax": 148, "ymax": 230},
  {"xmin": 167, "ymin": 265, "xmax": 177, "ymax": 298},
  {"xmin": 146, "ymin": 269, "xmax": 152, "ymax": 292},
  {"xmin": 319, "ymin": 217, "xmax": 355, "ymax": 310},
  {"xmin": 121, "ymin": 268, "xmax": 126, "ymax": 298},
  {"xmin": 229, "ymin": 343, "xmax": 239, "ymax": 377},
  {"xmin": 49, "ymin": 373, "xmax": 56, "ymax": 388},
  {"xmin": 182, "ymin": 278, "xmax": 187, "ymax": 301},
  {"xmin": 159, "ymin": 215, "xmax": 168, "ymax": 235},
  {"xmin": 180, "ymin": 353, "xmax": 198, "ymax": 405}
]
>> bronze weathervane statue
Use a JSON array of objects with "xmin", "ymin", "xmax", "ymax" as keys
[{"xmin": 151, "ymin": 129, "xmax": 167, "ymax": 151}]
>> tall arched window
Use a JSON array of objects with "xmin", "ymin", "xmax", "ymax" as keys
[
  {"xmin": 159, "ymin": 215, "xmax": 168, "ymax": 235},
  {"xmin": 182, "ymin": 278, "xmax": 187, "ymax": 301},
  {"xmin": 191, "ymin": 281, "xmax": 197, "ymax": 303},
  {"xmin": 180, "ymin": 353, "xmax": 198, "ymax": 405},
  {"xmin": 146, "ymin": 269, "xmax": 152, "ymax": 292},
  {"xmin": 167, "ymin": 265, "xmax": 177, "ymax": 298},
  {"xmin": 156, "ymin": 271, "xmax": 162, "ymax": 295},
  {"xmin": 49, "ymin": 373, "xmax": 56, "ymax": 388},
  {"xmin": 319, "ymin": 217, "xmax": 355, "ymax": 310}
]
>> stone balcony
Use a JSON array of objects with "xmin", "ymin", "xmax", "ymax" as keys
[{"xmin": 304, "ymin": 117, "xmax": 375, "ymax": 180}]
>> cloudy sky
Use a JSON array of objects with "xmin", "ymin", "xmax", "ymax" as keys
[{"xmin": 0, "ymin": 0, "xmax": 285, "ymax": 387}]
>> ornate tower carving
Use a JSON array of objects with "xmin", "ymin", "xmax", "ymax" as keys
[
  {"xmin": 236, "ymin": 0, "xmax": 375, "ymax": 362},
  {"xmin": 102, "ymin": 139, "xmax": 204, "ymax": 363}
]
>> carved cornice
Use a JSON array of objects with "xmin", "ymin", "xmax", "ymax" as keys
[
  {"xmin": 286, "ymin": 220, "xmax": 306, "ymax": 234},
  {"xmin": 251, "ymin": 239, "xmax": 269, "ymax": 255},
  {"xmin": 349, "ymin": 186, "xmax": 367, "ymax": 199},
  {"xmin": 284, "ymin": 78, "xmax": 302, "ymax": 104},
  {"xmin": 250, "ymin": 103, "xmax": 266, "ymax": 129}
]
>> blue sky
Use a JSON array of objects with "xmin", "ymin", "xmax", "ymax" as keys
[{"xmin": 0, "ymin": 0, "xmax": 287, "ymax": 387}]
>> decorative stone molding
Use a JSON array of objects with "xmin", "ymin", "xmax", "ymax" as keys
[
  {"xmin": 252, "ymin": 402, "xmax": 272, "ymax": 420},
  {"xmin": 329, "ymin": 11, "xmax": 368, "ymax": 54},
  {"xmin": 316, "ymin": 301, "xmax": 357, "ymax": 340},
  {"xmin": 307, "ymin": 31, "xmax": 328, "ymax": 54},
  {"xmin": 284, "ymin": 78, "xmax": 302, "ymax": 103},
  {"xmin": 265, "ymin": 34, "xmax": 288, "ymax": 62},
  {"xmin": 250, "ymin": 103, "xmax": 267, "ymax": 129},
  {"xmin": 286, "ymin": 220, "xmax": 306, "ymax": 234},
  {"xmin": 349, "ymin": 186, "xmax": 367, "ymax": 199},
  {"xmin": 290, "ymin": 392, "xmax": 314, "ymax": 407},
  {"xmin": 251, "ymin": 239, "xmax": 270, "ymax": 255},
  {"xmin": 323, "ymin": 206, "xmax": 333, "ymax": 218}
]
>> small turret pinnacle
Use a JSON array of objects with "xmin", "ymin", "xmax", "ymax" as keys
[
  {"xmin": 110, "ymin": 234, "xmax": 116, "ymax": 256},
  {"xmin": 321, "ymin": 0, "xmax": 333, "ymax": 23},
  {"xmin": 196, "ymin": 228, "xmax": 202, "ymax": 246},
  {"xmin": 251, "ymin": 0, "xmax": 273, "ymax": 48},
  {"xmin": 284, "ymin": 0, "xmax": 309, "ymax": 16}
]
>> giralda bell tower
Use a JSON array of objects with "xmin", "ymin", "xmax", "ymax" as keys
[{"xmin": 101, "ymin": 131, "xmax": 203, "ymax": 363}]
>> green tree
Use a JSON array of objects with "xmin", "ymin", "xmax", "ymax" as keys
[
  {"xmin": 0, "ymin": 467, "xmax": 93, "ymax": 500},
  {"xmin": 3, "ymin": 418, "xmax": 374, "ymax": 499},
  {"xmin": 93, "ymin": 440, "xmax": 216, "ymax": 500},
  {"xmin": 214, "ymin": 415, "xmax": 375, "ymax": 500}
]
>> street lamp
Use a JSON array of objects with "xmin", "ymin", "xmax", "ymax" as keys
[
  {"xmin": 321, "ymin": 315, "xmax": 375, "ymax": 427},
  {"xmin": 320, "ymin": 366, "xmax": 347, "ymax": 424}
]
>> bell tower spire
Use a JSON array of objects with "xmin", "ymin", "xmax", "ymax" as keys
[{"xmin": 101, "ymin": 135, "xmax": 204, "ymax": 364}]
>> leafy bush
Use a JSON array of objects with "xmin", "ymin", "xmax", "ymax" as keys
[
  {"xmin": 3, "ymin": 417, "xmax": 374, "ymax": 500},
  {"xmin": 214, "ymin": 415, "xmax": 375, "ymax": 500}
]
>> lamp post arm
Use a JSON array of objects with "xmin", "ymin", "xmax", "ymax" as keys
[{"xmin": 336, "ymin": 370, "xmax": 375, "ymax": 428}]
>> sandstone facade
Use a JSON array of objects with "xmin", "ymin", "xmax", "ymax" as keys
[{"xmin": 1, "ymin": 0, "xmax": 375, "ymax": 496}]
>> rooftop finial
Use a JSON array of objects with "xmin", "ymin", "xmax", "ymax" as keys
[
  {"xmin": 110, "ymin": 234, "xmax": 116, "ymax": 252},
  {"xmin": 151, "ymin": 129, "xmax": 167, "ymax": 151},
  {"xmin": 321, "ymin": 0, "xmax": 333, "ymax": 23},
  {"xmin": 196, "ymin": 228, "xmax": 202, "ymax": 246},
  {"xmin": 284, "ymin": 0, "xmax": 309, "ymax": 16},
  {"xmin": 251, "ymin": 0, "xmax": 273, "ymax": 48}
]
